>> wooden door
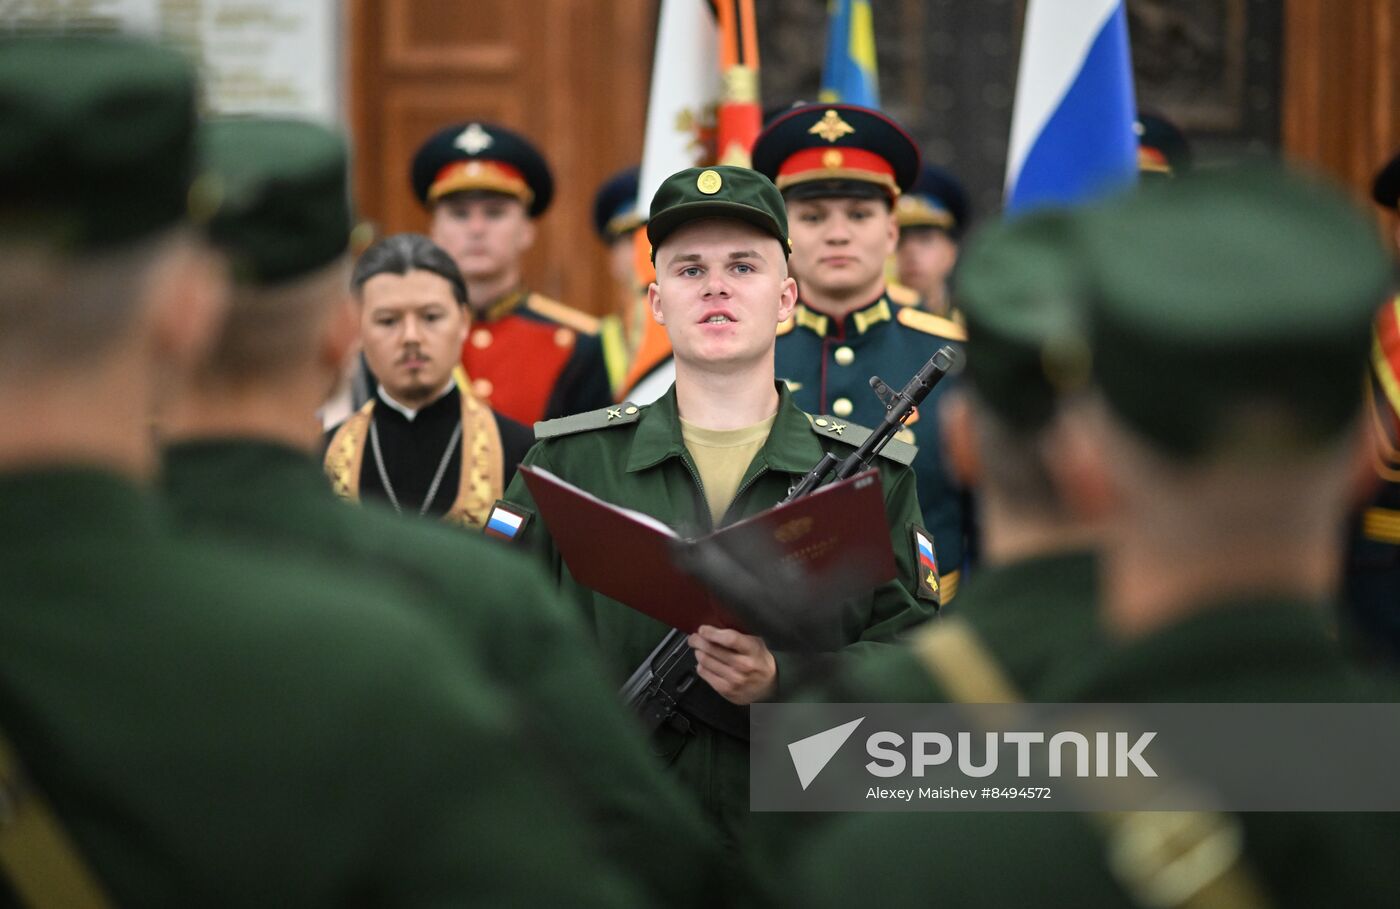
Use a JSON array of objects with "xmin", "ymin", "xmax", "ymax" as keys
[{"xmin": 348, "ymin": 0, "xmax": 655, "ymax": 315}]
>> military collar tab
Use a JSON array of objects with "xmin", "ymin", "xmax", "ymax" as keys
[
  {"xmin": 852, "ymin": 296, "xmax": 893, "ymax": 334},
  {"xmin": 625, "ymin": 387, "xmax": 686, "ymax": 472},
  {"xmin": 793, "ymin": 295, "xmax": 893, "ymax": 338},
  {"xmin": 794, "ymin": 304, "xmax": 829, "ymax": 337}
]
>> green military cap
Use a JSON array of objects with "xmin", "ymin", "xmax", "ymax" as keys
[
  {"xmin": 0, "ymin": 34, "xmax": 197, "ymax": 249},
  {"xmin": 954, "ymin": 209, "xmax": 1088, "ymax": 431},
  {"xmin": 646, "ymin": 165, "xmax": 789, "ymax": 260},
  {"xmin": 201, "ymin": 117, "xmax": 353, "ymax": 285},
  {"xmin": 1079, "ymin": 163, "xmax": 1393, "ymax": 459}
]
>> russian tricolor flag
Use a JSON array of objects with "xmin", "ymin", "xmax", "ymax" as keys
[
  {"xmin": 1004, "ymin": 0, "xmax": 1138, "ymax": 213},
  {"xmin": 915, "ymin": 530, "xmax": 938, "ymax": 575}
]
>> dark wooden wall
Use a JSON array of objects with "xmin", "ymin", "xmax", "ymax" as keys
[{"xmin": 1283, "ymin": 0, "xmax": 1400, "ymax": 209}]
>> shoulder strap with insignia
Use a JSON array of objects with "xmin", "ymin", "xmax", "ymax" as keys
[
  {"xmin": 896, "ymin": 304, "xmax": 967, "ymax": 342},
  {"xmin": 912, "ymin": 620, "xmax": 1274, "ymax": 909},
  {"xmin": 808, "ymin": 415, "xmax": 918, "ymax": 466},
  {"xmin": 525, "ymin": 293, "xmax": 601, "ymax": 335},
  {"xmin": 0, "ymin": 729, "xmax": 115, "ymax": 908},
  {"xmin": 534, "ymin": 401, "xmax": 644, "ymax": 440}
]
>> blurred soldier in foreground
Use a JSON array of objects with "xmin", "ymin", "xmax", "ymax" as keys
[
  {"xmin": 160, "ymin": 117, "xmax": 725, "ymax": 906},
  {"xmin": 324, "ymin": 233, "xmax": 533, "ymax": 526},
  {"xmin": 893, "ymin": 163, "xmax": 971, "ymax": 318},
  {"xmin": 413, "ymin": 121, "xmax": 613, "ymax": 423},
  {"xmin": 791, "ymin": 164, "xmax": 1400, "ymax": 908},
  {"xmin": 0, "ymin": 35, "xmax": 640, "ymax": 908},
  {"xmin": 499, "ymin": 165, "xmax": 937, "ymax": 848},
  {"xmin": 826, "ymin": 208, "xmax": 1100, "ymax": 702},
  {"xmin": 749, "ymin": 207, "xmax": 1103, "ymax": 875},
  {"xmin": 754, "ymin": 103, "xmax": 973, "ymax": 597}
]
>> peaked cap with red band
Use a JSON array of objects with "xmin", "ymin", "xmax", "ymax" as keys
[
  {"xmin": 751, "ymin": 103, "xmax": 921, "ymax": 202},
  {"xmin": 410, "ymin": 121, "xmax": 554, "ymax": 217}
]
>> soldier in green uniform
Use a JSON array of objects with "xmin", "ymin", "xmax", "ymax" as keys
[
  {"xmin": 752, "ymin": 103, "xmax": 973, "ymax": 598},
  {"xmin": 0, "ymin": 35, "xmax": 642, "ymax": 908},
  {"xmin": 497, "ymin": 165, "xmax": 938, "ymax": 846},
  {"xmin": 159, "ymin": 116, "xmax": 728, "ymax": 907},
  {"xmin": 789, "ymin": 164, "xmax": 1400, "ymax": 908}
]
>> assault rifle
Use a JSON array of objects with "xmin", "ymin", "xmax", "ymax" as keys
[{"xmin": 618, "ymin": 345, "xmax": 959, "ymax": 740}]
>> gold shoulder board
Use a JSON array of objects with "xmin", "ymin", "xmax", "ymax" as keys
[
  {"xmin": 896, "ymin": 305, "xmax": 967, "ymax": 342},
  {"xmin": 526, "ymin": 293, "xmax": 601, "ymax": 335}
]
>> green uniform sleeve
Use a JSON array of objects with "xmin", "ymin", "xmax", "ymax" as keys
[{"xmin": 500, "ymin": 441, "xmax": 563, "ymax": 576}]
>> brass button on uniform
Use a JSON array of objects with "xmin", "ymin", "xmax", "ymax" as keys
[
  {"xmin": 471, "ymin": 377, "xmax": 494, "ymax": 400},
  {"xmin": 624, "ymin": 405, "xmax": 639, "ymax": 415},
  {"xmin": 470, "ymin": 328, "xmax": 492, "ymax": 349},
  {"xmin": 834, "ymin": 345, "xmax": 855, "ymax": 366},
  {"xmin": 554, "ymin": 327, "xmax": 575, "ymax": 348},
  {"xmin": 832, "ymin": 397, "xmax": 853, "ymax": 417},
  {"xmin": 814, "ymin": 417, "xmax": 829, "ymax": 427}
]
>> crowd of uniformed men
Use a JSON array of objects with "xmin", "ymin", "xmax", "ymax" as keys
[{"xmin": 2, "ymin": 30, "xmax": 1400, "ymax": 909}]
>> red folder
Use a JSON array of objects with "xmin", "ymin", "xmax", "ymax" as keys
[{"xmin": 519, "ymin": 465, "xmax": 897, "ymax": 635}]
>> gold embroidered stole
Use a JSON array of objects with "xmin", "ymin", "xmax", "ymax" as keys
[{"xmin": 323, "ymin": 393, "xmax": 504, "ymax": 528}]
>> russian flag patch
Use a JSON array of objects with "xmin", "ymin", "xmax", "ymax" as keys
[
  {"xmin": 911, "ymin": 526, "xmax": 941, "ymax": 605},
  {"xmin": 484, "ymin": 501, "xmax": 531, "ymax": 542}
]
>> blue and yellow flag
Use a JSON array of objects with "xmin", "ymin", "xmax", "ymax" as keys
[{"xmin": 819, "ymin": 0, "xmax": 879, "ymax": 107}]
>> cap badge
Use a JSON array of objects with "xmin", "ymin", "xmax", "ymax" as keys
[
  {"xmin": 822, "ymin": 149, "xmax": 844, "ymax": 169},
  {"xmin": 809, "ymin": 110, "xmax": 855, "ymax": 143},
  {"xmin": 696, "ymin": 169, "xmax": 723, "ymax": 194},
  {"xmin": 454, "ymin": 123, "xmax": 494, "ymax": 155}
]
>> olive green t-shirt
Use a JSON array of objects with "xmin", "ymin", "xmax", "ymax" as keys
[{"xmin": 680, "ymin": 413, "xmax": 777, "ymax": 525}]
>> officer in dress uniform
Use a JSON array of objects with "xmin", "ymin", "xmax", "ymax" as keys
[
  {"xmin": 0, "ymin": 35, "xmax": 641, "ymax": 909},
  {"xmin": 753, "ymin": 103, "xmax": 972, "ymax": 598},
  {"xmin": 1135, "ymin": 111, "xmax": 1192, "ymax": 180},
  {"xmin": 324, "ymin": 233, "xmax": 533, "ymax": 528},
  {"xmin": 411, "ymin": 121, "xmax": 613, "ymax": 424},
  {"xmin": 893, "ymin": 162, "xmax": 971, "ymax": 319},
  {"xmin": 160, "ymin": 117, "xmax": 728, "ymax": 907},
  {"xmin": 1339, "ymin": 148, "xmax": 1400, "ymax": 663},
  {"xmin": 592, "ymin": 164, "xmax": 648, "ymax": 393},
  {"xmin": 790, "ymin": 164, "xmax": 1400, "ymax": 909}
]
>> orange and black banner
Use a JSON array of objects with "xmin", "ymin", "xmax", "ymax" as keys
[{"xmin": 714, "ymin": 0, "xmax": 761, "ymax": 167}]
